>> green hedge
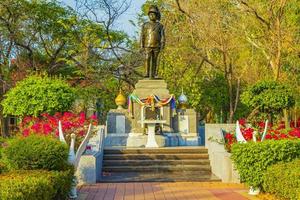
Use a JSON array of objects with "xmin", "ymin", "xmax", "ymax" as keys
[
  {"xmin": 263, "ymin": 159, "xmax": 300, "ymax": 200},
  {"xmin": 3, "ymin": 135, "xmax": 69, "ymax": 171},
  {"xmin": 0, "ymin": 169, "xmax": 74, "ymax": 200},
  {"xmin": 231, "ymin": 139, "xmax": 300, "ymax": 188}
]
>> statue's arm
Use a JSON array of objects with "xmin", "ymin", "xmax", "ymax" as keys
[
  {"xmin": 160, "ymin": 25, "xmax": 165, "ymax": 50},
  {"xmin": 140, "ymin": 24, "xmax": 145, "ymax": 49}
]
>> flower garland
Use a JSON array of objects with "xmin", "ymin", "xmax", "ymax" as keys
[{"xmin": 128, "ymin": 94, "xmax": 176, "ymax": 116}]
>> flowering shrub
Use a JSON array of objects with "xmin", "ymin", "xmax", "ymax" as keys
[
  {"xmin": 223, "ymin": 118, "xmax": 300, "ymax": 152},
  {"xmin": 19, "ymin": 112, "xmax": 98, "ymax": 149}
]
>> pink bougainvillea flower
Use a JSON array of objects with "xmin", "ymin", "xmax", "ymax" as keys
[
  {"xmin": 79, "ymin": 130, "xmax": 85, "ymax": 136},
  {"xmin": 23, "ymin": 116, "xmax": 33, "ymax": 124},
  {"xmin": 42, "ymin": 123, "xmax": 53, "ymax": 135},
  {"xmin": 31, "ymin": 123, "xmax": 42, "ymax": 133},
  {"xmin": 23, "ymin": 128, "xmax": 30, "ymax": 137},
  {"xmin": 90, "ymin": 114, "xmax": 97, "ymax": 120}
]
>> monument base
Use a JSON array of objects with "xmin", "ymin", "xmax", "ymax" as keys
[
  {"xmin": 104, "ymin": 134, "xmax": 129, "ymax": 147},
  {"xmin": 126, "ymin": 134, "xmax": 166, "ymax": 147},
  {"xmin": 164, "ymin": 133, "xmax": 201, "ymax": 146}
]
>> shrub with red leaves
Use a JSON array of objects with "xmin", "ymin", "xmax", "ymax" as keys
[
  {"xmin": 222, "ymin": 118, "xmax": 300, "ymax": 152},
  {"xmin": 19, "ymin": 112, "xmax": 98, "ymax": 149}
]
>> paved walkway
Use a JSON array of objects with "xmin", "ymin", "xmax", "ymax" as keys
[{"xmin": 78, "ymin": 182, "xmax": 260, "ymax": 200}]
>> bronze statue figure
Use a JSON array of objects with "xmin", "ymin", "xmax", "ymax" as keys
[{"xmin": 140, "ymin": 5, "xmax": 165, "ymax": 79}]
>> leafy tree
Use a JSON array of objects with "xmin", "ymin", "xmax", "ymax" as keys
[
  {"xmin": 1, "ymin": 75, "xmax": 75, "ymax": 117},
  {"xmin": 0, "ymin": 0, "xmax": 133, "ymax": 135},
  {"xmin": 241, "ymin": 80, "xmax": 295, "ymax": 122}
]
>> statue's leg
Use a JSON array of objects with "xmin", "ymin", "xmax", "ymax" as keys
[
  {"xmin": 149, "ymin": 49, "xmax": 155, "ymax": 79},
  {"xmin": 145, "ymin": 49, "xmax": 151, "ymax": 78},
  {"xmin": 152, "ymin": 49, "xmax": 160, "ymax": 78}
]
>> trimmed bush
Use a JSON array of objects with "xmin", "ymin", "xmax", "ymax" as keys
[
  {"xmin": 263, "ymin": 159, "xmax": 300, "ymax": 200},
  {"xmin": 231, "ymin": 139, "xmax": 300, "ymax": 188},
  {"xmin": 1, "ymin": 75, "xmax": 75, "ymax": 117},
  {"xmin": 3, "ymin": 135, "xmax": 69, "ymax": 171},
  {"xmin": 0, "ymin": 169, "xmax": 74, "ymax": 200}
]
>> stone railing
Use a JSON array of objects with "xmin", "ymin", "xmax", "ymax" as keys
[
  {"xmin": 205, "ymin": 124, "xmax": 240, "ymax": 183},
  {"xmin": 76, "ymin": 125, "xmax": 105, "ymax": 184}
]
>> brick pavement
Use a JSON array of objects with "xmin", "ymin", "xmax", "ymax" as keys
[{"xmin": 78, "ymin": 182, "xmax": 260, "ymax": 200}]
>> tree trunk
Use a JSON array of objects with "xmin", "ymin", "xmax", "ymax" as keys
[
  {"xmin": 0, "ymin": 75, "xmax": 9, "ymax": 137},
  {"xmin": 283, "ymin": 109, "xmax": 289, "ymax": 129}
]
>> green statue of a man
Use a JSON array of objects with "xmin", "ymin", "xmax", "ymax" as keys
[{"xmin": 140, "ymin": 5, "xmax": 165, "ymax": 79}]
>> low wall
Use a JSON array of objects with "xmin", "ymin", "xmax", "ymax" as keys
[
  {"xmin": 205, "ymin": 123, "xmax": 240, "ymax": 183},
  {"xmin": 76, "ymin": 126, "xmax": 105, "ymax": 185}
]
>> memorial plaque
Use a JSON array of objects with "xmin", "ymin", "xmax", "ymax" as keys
[
  {"xmin": 116, "ymin": 115, "xmax": 126, "ymax": 133},
  {"xmin": 179, "ymin": 115, "xmax": 189, "ymax": 134}
]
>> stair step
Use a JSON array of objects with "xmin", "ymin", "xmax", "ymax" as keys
[
  {"xmin": 103, "ymin": 159, "xmax": 210, "ymax": 166},
  {"xmin": 104, "ymin": 147, "xmax": 208, "ymax": 154},
  {"xmin": 100, "ymin": 172, "xmax": 221, "ymax": 182},
  {"xmin": 103, "ymin": 154, "xmax": 209, "ymax": 160},
  {"xmin": 102, "ymin": 165, "xmax": 211, "ymax": 172}
]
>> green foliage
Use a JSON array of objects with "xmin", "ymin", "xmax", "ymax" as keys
[
  {"xmin": 0, "ymin": 137, "xmax": 7, "ymax": 174},
  {"xmin": 1, "ymin": 75, "xmax": 75, "ymax": 117},
  {"xmin": 3, "ymin": 135, "xmax": 70, "ymax": 171},
  {"xmin": 263, "ymin": 159, "xmax": 300, "ymax": 200},
  {"xmin": 0, "ymin": 169, "xmax": 74, "ymax": 200},
  {"xmin": 231, "ymin": 140, "xmax": 300, "ymax": 188},
  {"xmin": 241, "ymin": 80, "xmax": 295, "ymax": 113}
]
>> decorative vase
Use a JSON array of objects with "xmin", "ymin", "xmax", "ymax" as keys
[
  {"xmin": 248, "ymin": 186, "xmax": 260, "ymax": 195},
  {"xmin": 115, "ymin": 89, "xmax": 126, "ymax": 109},
  {"xmin": 178, "ymin": 89, "xmax": 188, "ymax": 110}
]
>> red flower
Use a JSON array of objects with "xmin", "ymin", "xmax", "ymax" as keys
[
  {"xmin": 265, "ymin": 134, "xmax": 272, "ymax": 140},
  {"xmin": 258, "ymin": 121, "xmax": 266, "ymax": 129},
  {"xmin": 279, "ymin": 133, "xmax": 288, "ymax": 139},
  {"xmin": 239, "ymin": 118, "xmax": 246, "ymax": 127},
  {"xmin": 242, "ymin": 128, "xmax": 254, "ymax": 141}
]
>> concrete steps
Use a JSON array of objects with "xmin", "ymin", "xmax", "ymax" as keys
[
  {"xmin": 101, "ymin": 147, "xmax": 219, "ymax": 182},
  {"xmin": 103, "ymin": 159, "xmax": 210, "ymax": 166}
]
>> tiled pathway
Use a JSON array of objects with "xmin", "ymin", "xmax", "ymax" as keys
[{"xmin": 78, "ymin": 182, "xmax": 260, "ymax": 200}]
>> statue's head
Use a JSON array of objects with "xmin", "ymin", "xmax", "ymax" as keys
[{"xmin": 148, "ymin": 5, "xmax": 161, "ymax": 21}]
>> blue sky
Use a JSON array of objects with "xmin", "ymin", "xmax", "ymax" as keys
[{"xmin": 61, "ymin": 0, "xmax": 146, "ymax": 37}]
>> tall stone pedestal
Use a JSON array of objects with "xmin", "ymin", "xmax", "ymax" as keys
[
  {"xmin": 126, "ymin": 79, "xmax": 173, "ymax": 147},
  {"xmin": 130, "ymin": 79, "xmax": 173, "ymax": 134}
]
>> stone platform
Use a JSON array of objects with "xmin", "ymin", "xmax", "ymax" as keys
[{"xmin": 105, "ymin": 79, "xmax": 200, "ymax": 148}]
